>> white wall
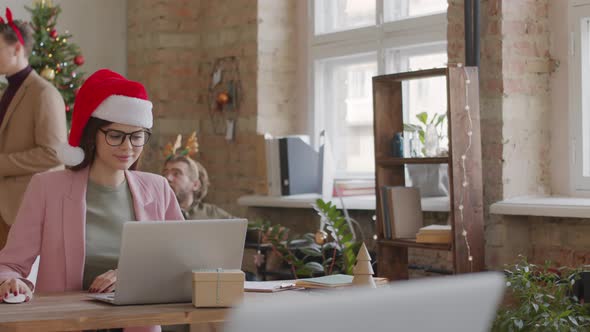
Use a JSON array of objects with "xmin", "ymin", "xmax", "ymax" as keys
[{"xmin": 3, "ymin": 0, "xmax": 126, "ymax": 77}]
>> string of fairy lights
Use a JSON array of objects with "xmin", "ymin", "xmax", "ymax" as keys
[{"xmin": 456, "ymin": 63, "xmax": 474, "ymax": 272}]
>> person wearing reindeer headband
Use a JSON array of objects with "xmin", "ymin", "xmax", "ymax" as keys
[
  {"xmin": 0, "ymin": 69, "xmax": 182, "ymax": 331},
  {"xmin": 0, "ymin": 8, "xmax": 66, "ymax": 249},
  {"xmin": 163, "ymin": 133, "xmax": 233, "ymax": 220}
]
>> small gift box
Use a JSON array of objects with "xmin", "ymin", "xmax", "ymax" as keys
[{"xmin": 192, "ymin": 269, "xmax": 244, "ymax": 307}]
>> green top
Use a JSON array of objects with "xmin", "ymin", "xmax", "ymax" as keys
[
  {"xmin": 182, "ymin": 201, "xmax": 233, "ymax": 220},
  {"xmin": 82, "ymin": 179, "xmax": 135, "ymax": 290}
]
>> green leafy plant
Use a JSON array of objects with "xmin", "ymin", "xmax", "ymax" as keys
[
  {"xmin": 248, "ymin": 199, "xmax": 360, "ymax": 278},
  {"xmin": 493, "ymin": 256, "xmax": 590, "ymax": 331},
  {"xmin": 313, "ymin": 199, "xmax": 360, "ymax": 275}
]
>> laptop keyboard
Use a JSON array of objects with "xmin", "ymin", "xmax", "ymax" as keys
[{"xmin": 90, "ymin": 292, "xmax": 115, "ymax": 300}]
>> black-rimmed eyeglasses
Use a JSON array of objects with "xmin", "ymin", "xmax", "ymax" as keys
[{"xmin": 99, "ymin": 128, "xmax": 151, "ymax": 147}]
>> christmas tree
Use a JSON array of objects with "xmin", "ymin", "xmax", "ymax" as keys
[{"xmin": 26, "ymin": 0, "xmax": 85, "ymax": 125}]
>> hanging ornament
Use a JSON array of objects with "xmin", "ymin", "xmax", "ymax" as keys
[
  {"xmin": 71, "ymin": 72, "xmax": 77, "ymax": 78},
  {"xmin": 74, "ymin": 54, "xmax": 85, "ymax": 66},
  {"xmin": 41, "ymin": 67, "xmax": 55, "ymax": 80},
  {"xmin": 215, "ymin": 91, "xmax": 230, "ymax": 111},
  {"xmin": 50, "ymin": 28, "xmax": 58, "ymax": 39},
  {"xmin": 65, "ymin": 105, "xmax": 70, "ymax": 112},
  {"xmin": 314, "ymin": 230, "xmax": 327, "ymax": 245}
]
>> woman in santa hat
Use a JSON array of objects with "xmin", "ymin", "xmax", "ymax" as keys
[{"xmin": 0, "ymin": 69, "xmax": 183, "ymax": 332}]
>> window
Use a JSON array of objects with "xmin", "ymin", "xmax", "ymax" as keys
[
  {"xmin": 570, "ymin": 2, "xmax": 590, "ymax": 192},
  {"xmin": 386, "ymin": 43, "xmax": 447, "ymax": 128},
  {"xmin": 384, "ymin": 0, "xmax": 446, "ymax": 22},
  {"xmin": 315, "ymin": 53, "xmax": 378, "ymax": 173},
  {"xmin": 314, "ymin": 0, "xmax": 376, "ymax": 34},
  {"xmin": 310, "ymin": 0, "xmax": 448, "ymax": 178}
]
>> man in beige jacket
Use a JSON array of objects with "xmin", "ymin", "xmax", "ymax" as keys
[{"xmin": 0, "ymin": 14, "xmax": 66, "ymax": 249}]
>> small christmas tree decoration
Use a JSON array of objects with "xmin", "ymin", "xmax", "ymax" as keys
[{"xmin": 352, "ymin": 242, "xmax": 376, "ymax": 288}]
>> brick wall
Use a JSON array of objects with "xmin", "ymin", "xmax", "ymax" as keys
[
  {"xmin": 448, "ymin": 0, "xmax": 590, "ymax": 270},
  {"xmin": 257, "ymin": 0, "xmax": 299, "ymax": 135},
  {"xmin": 126, "ymin": 0, "xmax": 590, "ymax": 274},
  {"xmin": 127, "ymin": 0, "xmax": 277, "ymax": 217}
]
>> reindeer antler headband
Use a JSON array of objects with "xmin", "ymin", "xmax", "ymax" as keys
[
  {"xmin": 0, "ymin": 8, "xmax": 24, "ymax": 46},
  {"xmin": 163, "ymin": 132, "xmax": 199, "ymax": 160}
]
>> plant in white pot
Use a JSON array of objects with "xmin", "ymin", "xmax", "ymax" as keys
[{"xmin": 403, "ymin": 112, "xmax": 449, "ymax": 197}]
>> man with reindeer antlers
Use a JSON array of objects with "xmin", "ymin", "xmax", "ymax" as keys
[{"xmin": 162, "ymin": 132, "xmax": 233, "ymax": 220}]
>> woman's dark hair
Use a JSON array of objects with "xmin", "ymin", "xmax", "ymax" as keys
[
  {"xmin": 0, "ymin": 20, "xmax": 34, "ymax": 56},
  {"xmin": 69, "ymin": 117, "xmax": 142, "ymax": 171}
]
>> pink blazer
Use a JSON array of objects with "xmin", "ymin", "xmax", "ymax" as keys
[{"xmin": 0, "ymin": 167, "xmax": 184, "ymax": 332}]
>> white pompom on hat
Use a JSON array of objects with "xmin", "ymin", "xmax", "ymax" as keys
[{"xmin": 56, "ymin": 69, "xmax": 153, "ymax": 166}]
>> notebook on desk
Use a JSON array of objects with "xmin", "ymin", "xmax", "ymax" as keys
[
  {"xmin": 244, "ymin": 280, "xmax": 301, "ymax": 293},
  {"xmin": 87, "ymin": 219, "xmax": 247, "ymax": 305},
  {"xmin": 294, "ymin": 274, "xmax": 388, "ymax": 289}
]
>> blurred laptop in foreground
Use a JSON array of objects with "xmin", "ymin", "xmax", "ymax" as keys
[{"xmin": 225, "ymin": 271, "xmax": 505, "ymax": 332}]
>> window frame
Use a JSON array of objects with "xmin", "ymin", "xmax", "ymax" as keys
[
  {"xmin": 570, "ymin": 1, "xmax": 590, "ymax": 193},
  {"xmin": 307, "ymin": 0, "xmax": 448, "ymax": 179}
]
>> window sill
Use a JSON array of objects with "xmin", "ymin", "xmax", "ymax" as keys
[
  {"xmin": 489, "ymin": 196, "xmax": 590, "ymax": 219},
  {"xmin": 237, "ymin": 194, "xmax": 450, "ymax": 212}
]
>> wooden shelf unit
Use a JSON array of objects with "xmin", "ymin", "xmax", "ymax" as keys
[
  {"xmin": 378, "ymin": 238, "xmax": 452, "ymax": 251},
  {"xmin": 376, "ymin": 157, "xmax": 449, "ymax": 167},
  {"xmin": 372, "ymin": 67, "xmax": 485, "ymax": 281}
]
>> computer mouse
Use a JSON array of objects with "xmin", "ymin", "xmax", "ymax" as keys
[{"xmin": 3, "ymin": 293, "xmax": 26, "ymax": 304}]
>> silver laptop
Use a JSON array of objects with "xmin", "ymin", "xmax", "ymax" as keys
[
  {"xmin": 225, "ymin": 272, "xmax": 505, "ymax": 332},
  {"xmin": 88, "ymin": 219, "xmax": 247, "ymax": 305}
]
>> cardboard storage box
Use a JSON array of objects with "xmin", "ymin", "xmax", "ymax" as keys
[{"xmin": 192, "ymin": 269, "xmax": 244, "ymax": 307}]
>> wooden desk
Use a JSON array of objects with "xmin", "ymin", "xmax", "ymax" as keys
[{"xmin": 0, "ymin": 292, "xmax": 278, "ymax": 332}]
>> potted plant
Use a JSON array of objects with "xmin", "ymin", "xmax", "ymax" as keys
[
  {"xmin": 493, "ymin": 256, "xmax": 590, "ymax": 331},
  {"xmin": 403, "ymin": 112, "xmax": 449, "ymax": 197},
  {"xmin": 403, "ymin": 111, "xmax": 447, "ymax": 158},
  {"xmin": 249, "ymin": 199, "xmax": 360, "ymax": 278}
]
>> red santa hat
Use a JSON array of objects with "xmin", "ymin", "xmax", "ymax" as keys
[{"xmin": 56, "ymin": 69, "xmax": 153, "ymax": 166}]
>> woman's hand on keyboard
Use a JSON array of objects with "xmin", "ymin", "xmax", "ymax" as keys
[{"xmin": 89, "ymin": 269, "xmax": 117, "ymax": 293}]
